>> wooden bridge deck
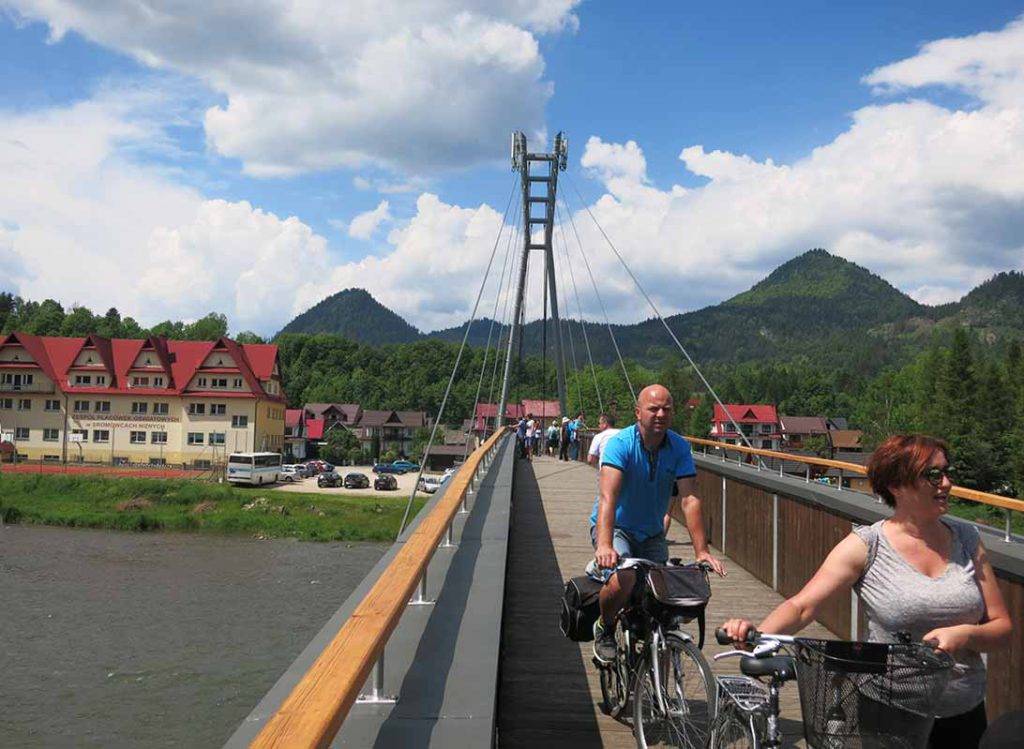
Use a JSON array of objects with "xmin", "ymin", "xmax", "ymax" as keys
[{"xmin": 497, "ymin": 455, "xmax": 832, "ymax": 748}]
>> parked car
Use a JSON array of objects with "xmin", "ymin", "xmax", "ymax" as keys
[
  {"xmin": 373, "ymin": 474, "xmax": 398, "ymax": 491},
  {"xmin": 292, "ymin": 463, "xmax": 314, "ymax": 478},
  {"xmin": 317, "ymin": 470, "xmax": 342, "ymax": 488},
  {"xmin": 280, "ymin": 464, "xmax": 300, "ymax": 482},
  {"xmin": 391, "ymin": 460, "xmax": 421, "ymax": 473},
  {"xmin": 344, "ymin": 472, "xmax": 370, "ymax": 489},
  {"xmin": 417, "ymin": 476, "xmax": 444, "ymax": 494},
  {"xmin": 372, "ymin": 462, "xmax": 401, "ymax": 474}
]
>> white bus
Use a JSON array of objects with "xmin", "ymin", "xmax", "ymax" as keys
[{"xmin": 227, "ymin": 452, "xmax": 282, "ymax": 485}]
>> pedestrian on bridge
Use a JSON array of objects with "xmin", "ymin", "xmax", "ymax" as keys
[
  {"xmin": 558, "ymin": 416, "xmax": 571, "ymax": 461},
  {"xmin": 546, "ymin": 420, "xmax": 559, "ymax": 456},
  {"xmin": 720, "ymin": 434, "xmax": 1013, "ymax": 749}
]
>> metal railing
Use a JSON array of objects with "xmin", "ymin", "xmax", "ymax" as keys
[
  {"xmin": 686, "ymin": 436, "xmax": 1024, "ymax": 543},
  {"xmin": 248, "ymin": 427, "xmax": 508, "ymax": 749}
]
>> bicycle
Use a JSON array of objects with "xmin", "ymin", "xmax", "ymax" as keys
[
  {"xmin": 710, "ymin": 628, "xmax": 955, "ymax": 749},
  {"xmin": 593, "ymin": 558, "xmax": 717, "ymax": 749}
]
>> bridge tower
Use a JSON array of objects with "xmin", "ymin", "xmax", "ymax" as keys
[{"xmin": 498, "ymin": 131, "xmax": 569, "ymax": 424}]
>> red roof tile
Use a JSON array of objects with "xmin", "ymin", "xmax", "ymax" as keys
[
  {"xmin": 286, "ymin": 409, "xmax": 304, "ymax": 428},
  {"xmin": 304, "ymin": 418, "xmax": 325, "ymax": 440},
  {"xmin": 713, "ymin": 404, "xmax": 779, "ymax": 424}
]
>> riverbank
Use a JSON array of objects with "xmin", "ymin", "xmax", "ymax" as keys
[{"xmin": 0, "ymin": 474, "xmax": 424, "ymax": 541}]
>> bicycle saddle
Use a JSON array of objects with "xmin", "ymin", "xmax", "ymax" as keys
[{"xmin": 740, "ymin": 655, "xmax": 797, "ymax": 681}]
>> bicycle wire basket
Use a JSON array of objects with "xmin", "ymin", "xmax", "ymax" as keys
[
  {"xmin": 717, "ymin": 675, "xmax": 768, "ymax": 713},
  {"xmin": 792, "ymin": 638, "xmax": 954, "ymax": 749}
]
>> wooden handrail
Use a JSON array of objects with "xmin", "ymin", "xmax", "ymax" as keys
[
  {"xmin": 249, "ymin": 427, "xmax": 509, "ymax": 749},
  {"xmin": 685, "ymin": 435, "xmax": 1024, "ymax": 514}
]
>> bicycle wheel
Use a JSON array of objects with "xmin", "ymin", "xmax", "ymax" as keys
[
  {"xmin": 600, "ymin": 618, "xmax": 639, "ymax": 718},
  {"xmin": 634, "ymin": 633, "xmax": 717, "ymax": 749},
  {"xmin": 712, "ymin": 704, "xmax": 758, "ymax": 749}
]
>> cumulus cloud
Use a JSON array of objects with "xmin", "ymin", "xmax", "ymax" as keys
[
  {"xmin": 0, "ymin": 92, "xmax": 330, "ymax": 333},
  {"xmin": 559, "ymin": 16, "xmax": 1024, "ymax": 320},
  {"xmin": 8, "ymin": 0, "xmax": 579, "ymax": 176},
  {"xmin": 347, "ymin": 201, "xmax": 392, "ymax": 240}
]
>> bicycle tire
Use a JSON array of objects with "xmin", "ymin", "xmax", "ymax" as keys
[
  {"xmin": 712, "ymin": 704, "xmax": 759, "ymax": 749},
  {"xmin": 634, "ymin": 633, "xmax": 717, "ymax": 749},
  {"xmin": 599, "ymin": 618, "xmax": 637, "ymax": 718}
]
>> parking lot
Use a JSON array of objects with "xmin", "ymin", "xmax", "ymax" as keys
[{"xmin": 272, "ymin": 465, "xmax": 446, "ymax": 497}]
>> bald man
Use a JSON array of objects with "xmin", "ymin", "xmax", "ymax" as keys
[{"xmin": 590, "ymin": 384, "xmax": 725, "ymax": 663}]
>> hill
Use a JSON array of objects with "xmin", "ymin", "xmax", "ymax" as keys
[
  {"xmin": 277, "ymin": 288, "xmax": 421, "ymax": 344},
  {"xmin": 279, "ymin": 251, "xmax": 1024, "ymax": 371}
]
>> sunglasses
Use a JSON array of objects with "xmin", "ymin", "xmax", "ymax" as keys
[{"xmin": 921, "ymin": 466, "xmax": 955, "ymax": 487}]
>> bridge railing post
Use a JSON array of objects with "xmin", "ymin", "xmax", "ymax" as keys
[{"xmin": 356, "ymin": 654, "xmax": 396, "ymax": 705}]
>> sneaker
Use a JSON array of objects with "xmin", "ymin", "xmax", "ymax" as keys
[{"xmin": 593, "ymin": 619, "xmax": 617, "ymax": 664}]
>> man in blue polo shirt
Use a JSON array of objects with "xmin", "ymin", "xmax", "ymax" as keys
[{"xmin": 591, "ymin": 384, "xmax": 725, "ymax": 663}]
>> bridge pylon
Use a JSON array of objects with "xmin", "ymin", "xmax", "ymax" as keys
[{"xmin": 498, "ymin": 131, "xmax": 569, "ymax": 424}]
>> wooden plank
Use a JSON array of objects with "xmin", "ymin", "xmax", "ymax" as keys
[
  {"xmin": 250, "ymin": 428, "xmax": 507, "ymax": 749},
  {"xmin": 987, "ymin": 574, "xmax": 1024, "ymax": 718}
]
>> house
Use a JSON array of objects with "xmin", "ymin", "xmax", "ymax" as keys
[
  {"xmin": 353, "ymin": 409, "xmax": 427, "ymax": 458},
  {"xmin": 710, "ymin": 404, "xmax": 781, "ymax": 450},
  {"xmin": 830, "ymin": 429, "xmax": 865, "ymax": 453},
  {"xmin": 471, "ymin": 402, "xmax": 525, "ymax": 435},
  {"xmin": 779, "ymin": 415, "xmax": 831, "ymax": 452}
]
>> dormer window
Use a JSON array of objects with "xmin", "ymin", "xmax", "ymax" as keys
[
  {"xmin": 198, "ymin": 377, "xmax": 208, "ymax": 387},
  {"xmin": 73, "ymin": 374, "xmax": 92, "ymax": 385},
  {"xmin": 95, "ymin": 375, "xmax": 106, "ymax": 386}
]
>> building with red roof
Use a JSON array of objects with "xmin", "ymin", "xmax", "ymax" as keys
[
  {"xmin": 0, "ymin": 332, "xmax": 286, "ymax": 465},
  {"xmin": 710, "ymin": 403, "xmax": 781, "ymax": 450}
]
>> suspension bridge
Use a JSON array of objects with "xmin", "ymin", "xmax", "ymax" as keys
[{"xmin": 225, "ymin": 134, "xmax": 1024, "ymax": 748}]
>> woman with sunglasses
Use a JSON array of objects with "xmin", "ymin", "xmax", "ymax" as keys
[{"xmin": 721, "ymin": 434, "xmax": 1012, "ymax": 748}]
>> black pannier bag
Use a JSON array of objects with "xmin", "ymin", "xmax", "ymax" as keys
[
  {"xmin": 646, "ymin": 563, "xmax": 712, "ymax": 648},
  {"xmin": 560, "ymin": 575, "xmax": 604, "ymax": 642}
]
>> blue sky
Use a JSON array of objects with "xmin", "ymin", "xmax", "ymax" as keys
[{"xmin": 1, "ymin": 2, "xmax": 1023, "ymax": 333}]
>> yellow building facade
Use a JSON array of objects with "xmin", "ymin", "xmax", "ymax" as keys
[{"xmin": 0, "ymin": 333, "xmax": 286, "ymax": 466}]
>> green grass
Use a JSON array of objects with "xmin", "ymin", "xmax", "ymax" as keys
[
  {"xmin": 0, "ymin": 474, "xmax": 425, "ymax": 541},
  {"xmin": 948, "ymin": 498, "xmax": 1024, "ymax": 537}
]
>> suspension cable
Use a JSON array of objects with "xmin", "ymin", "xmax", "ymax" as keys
[
  {"xmin": 465, "ymin": 190, "xmax": 521, "ymax": 454},
  {"xmin": 397, "ymin": 177, "xmax": 518, "ymax": 537},
  {"xmin": 551, "ymin": 218, "xmax": 584, "ymax": 411},
  {"xmin": 555, "ymin": 204, "xmax": 604, "ymax": 413},
  {"xmin": 558, "ymin": 197, "xmax": 636, "ymax": 404},
  {"xmin": 565, "ymin": 174, "xmax": 761, "ymax": 455},
  {"xmin": 486, "ymin": 216, "xmax": 522, "ymax": 425}
]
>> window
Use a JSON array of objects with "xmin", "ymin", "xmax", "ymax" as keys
[
  {"xmin": 17, "ymin": 398, "xmax": 30, "ymax": 410},
  {"xmin": 132, "ymin": 376, "xmax": 150, "ymax": 387},
  {"xmin": 231, "ymin": 415, "xmax": 248, "ymax": 428},
  {"xmin": 0, "ymin": 373, "xmax": 33, "ymax": 386},
  {"xmin": 209, "ymin": 432, "xmax": 225, "ymax": 446},
  {"xmin": 187, "ymin": 432, "xmax": 204, "ymax": 445},
  {"xmin": 95, "ymin": 375, "xmax": 107, "ymax": 385},
  {"xmin": 153, "ymin": 376, "xmax": 164, "ymax": 387},
  {"xmin": 73, "ymin": 400, "xmax": 89, "ymax": 412},
  {"xmin": 210, "ymin": 403, "xmax": 226, "ymax": 415},
  {"xmin": 71, "ymin": 429, "xmax": 87, "ymax": 441},
  {"xmin": 130, "ymin": 431, "xmax": 146, "ymax": 444},
  {"xmin": 43, "ymin": 454, "xmax": 61, "ymax": 463},
  {"xmin": 233, "ymin": 378, "xmax": 243, "ymax": 388},
  {"xmin": 45, "ymin": 399, "xmax": 61, "ymax": 412},
  {"xmin": 95, "ymin": 401, "xmax": 111, "ymax": 413},
  {"xmin": 0, "ymin": 398, "xmax": 12, "ymax": 409},
  {"xmin": 74, "ymin": 374, "xmax": 92, "ymax": 385},
  {"xmin": 152, "ymin": 402, "xmax": 169, "ymax": 415},
  {"xmin": 92, "ymin": 430, "xmax": 110, "ymax": 443},
  {"xmin": 149, "ymin": 458, "xmax": 166, "ymax": 466},
  {"xmin": 211, "ymin": 377, "xmax": 228, "ymax": 388},
  {"xmin": 43, "ymin": 428, "xmax": 59, "ymax": 441},
  {"xmin": 151, "ymin": 432, "xmax": 168, "ymax": 444},
  {"xmin": 197, "ymin": 377, "xmax": 208, "ymax": 387},
  {"xmin": 188, "ymin": 403, "xmax": 206, "ymax": 416},
  {"xmin": 131, "ymin": 402, "xmax": 148, "ymax": 415},
  {"xmin": 193, "ymin": 459, "xmax": 212, "ymax": 470},
  {"xmin": 15, "ymin": 427, "xmax": 29, "ymax": 440}
]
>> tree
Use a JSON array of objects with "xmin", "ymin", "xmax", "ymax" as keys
[
  {"xmin": 234, "ymin": 331, "xmax": 266, "ymax": 344},
  {"xmin": 320, "ymin": 426, "xmax": 359, "ymax": 465},
  {"xmin": 183, "ymin": 313, "xmax": 228, "ymax": 341}
]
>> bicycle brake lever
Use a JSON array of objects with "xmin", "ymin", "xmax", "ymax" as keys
[{"xmin": 713, "ymin": 649, "xmax": 749, "ymax": 661}]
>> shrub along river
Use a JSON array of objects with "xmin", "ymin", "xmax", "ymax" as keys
[{"xmin": 1, "ymin": 524, "xmax": 388, "ymax": 747}]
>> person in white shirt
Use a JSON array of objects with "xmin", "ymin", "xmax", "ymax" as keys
[
  {"xmin": 524, "ymin": 414, "xmax": 536, "ymax": 462},
  {"xmin": 587, "ymin": 413, "xmax": 620, "ymax": 467}
]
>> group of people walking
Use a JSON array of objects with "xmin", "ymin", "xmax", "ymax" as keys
[
  {"xmin": 578, "ymin": 383, "xmax": 1012, "ymax": 749},
  {"xmin": 515, "ymin": 411, "xmax": 587, "ymax": 461}
]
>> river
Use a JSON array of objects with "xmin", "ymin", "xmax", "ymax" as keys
[{"xmin": 0, "ymin": 524, "xmax": 388, "ymax": 748}]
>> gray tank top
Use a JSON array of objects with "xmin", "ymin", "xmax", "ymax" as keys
[{"xmin": 852, "ymin": 518, "xmax": 986, "ymax": 717}]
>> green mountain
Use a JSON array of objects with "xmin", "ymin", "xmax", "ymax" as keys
[
  {"xmin": 279, "ymin": 251, "xmax": 1024, "ymax": 371},
  {"xmin": 277, "ymin": 288, "xmax": 422, "ymax": 344}
]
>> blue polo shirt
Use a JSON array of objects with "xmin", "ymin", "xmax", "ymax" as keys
[{"xmin": 589, "ymin": 425, "xmax": 697, "ymax": 541}]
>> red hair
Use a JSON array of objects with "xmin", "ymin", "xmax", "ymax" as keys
[{"xmin": 867, "ymin": 434, "xmax": 949, "ymax": 507}]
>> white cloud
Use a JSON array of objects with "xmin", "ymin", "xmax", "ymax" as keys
[
  {"xmin": 8, "ymin": 0, "xmax": 579, "ymax": 176},
  {"xmin": 557, "ymin": 16, "xmax": 1024, "ymax": 321},
  {"xmin": 347, "ymin": 200, "xmax": 392, "ymax": 239},
  {"xmin": 0, "ymin": 92, "xmax": 330, "ymax": 333}
]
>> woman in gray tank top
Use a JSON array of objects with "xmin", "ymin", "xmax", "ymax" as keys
[{"xmin": 720, "ymin": 435, "xmax": 1013, "ymax": 748}]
